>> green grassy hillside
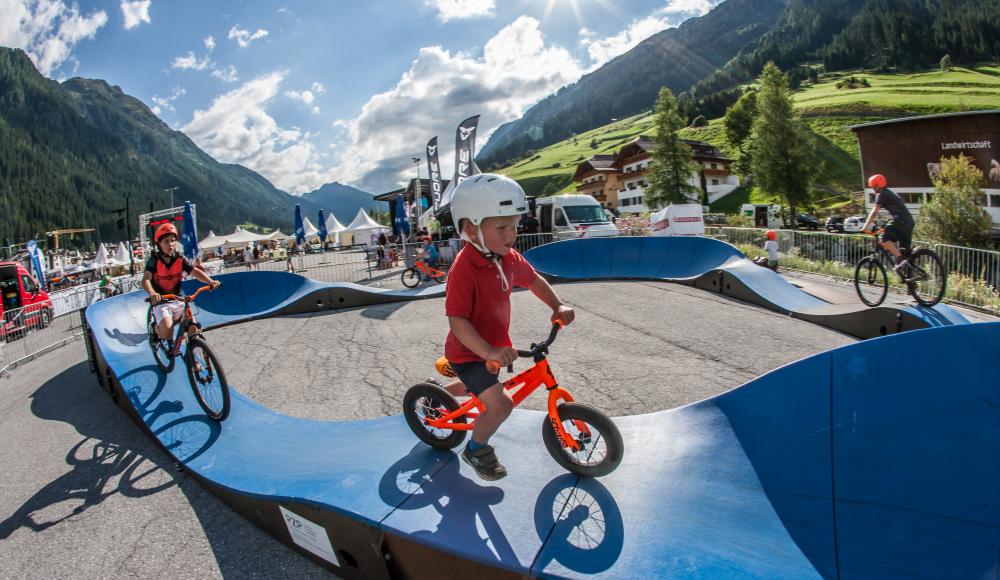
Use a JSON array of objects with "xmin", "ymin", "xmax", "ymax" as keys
[{"xmin": 499, "ymin": 65, "xmax": 1000, "ymax": 209}]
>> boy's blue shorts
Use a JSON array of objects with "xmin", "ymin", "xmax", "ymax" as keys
[{"xmin": 450, "ymin": 361, "xmax": 501, "ymax": 396}]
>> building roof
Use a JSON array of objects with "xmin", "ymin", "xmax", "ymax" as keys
[
  {"xmin": 572, "ymin": 154, "xmax": 618, "ymax": 181},
  {"xmin": 614, "ymin": 135, "xmax": 732, "ymax": 166},
  {"xmin": 375, "ymin": 178, "xmax": 451, "ymax": 201},
  {"xmin": 850, "ymin": 109, "xmax": 1000, "ymax": 132}
]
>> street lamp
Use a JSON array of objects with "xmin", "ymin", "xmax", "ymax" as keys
[{"xmin": 164, "ymin": 186, "xmax": 179, "ymax": 209}]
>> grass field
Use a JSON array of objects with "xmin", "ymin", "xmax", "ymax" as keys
[{"xmin": 499, "ymin": 65, "xmax": 1000, "ymax": 206}]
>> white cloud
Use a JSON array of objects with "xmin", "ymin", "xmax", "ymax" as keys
[
  {"xmin": 171, "ymin": 50, "xmax": 211, "ymax": 71},
  {"xmin": 286, "ymin": 89, "xmax": 319, "ymax": 114},
  {"xmin": 203, "ymin": 35, "xmax": 215, "ymax": 50},
  {"xmin": 425, "ymin": 0, "xmax": 494, "ymax": 22},
  {"xmin": 579, "ymin": 0, "xmax": 721, "ymax": 69},
  {"xmin": 580, "ymin": 16, "xmax": 668, "ymax": 68},
  {"xmin": 0, "ymin": 0, "xmax": 108, "ymax": 76},
  {"xmin": 311, "ymin": 82, "xmax": 326, "ymax": 94},
  {"xmin": 228, "ymin": 25, "xmax": 268, "ymax": 48},
  {"xmin": 182, "ymin": 72, "xmax": 331, "ymax": 194},
  {"xmin": 211, "ymin": 64, "xmax": 238, "ymax": 82},
  {"xmin": 150, "ymin": 86, "xmax": 185, "ymax": 115},
  {"xmin": 120, "ymin": 0, "xmax": 150, "ymax": 30},
  {"xmin": 330, "ymin": 16, "xmax": 582, "ymax": 192}
]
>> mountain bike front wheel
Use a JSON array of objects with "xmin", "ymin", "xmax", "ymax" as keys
[
  {"xmin": 403, "ymin": 383, "xmax": 467, "ymax": 449},
  {"xmin": 147, "ymin": 307, "xmax": 174, "ymax": 373},
  {"xmin": 907, "ymin": 248, "xmax": 946, "ymax": 307},
  {"xmin": 854, "ymin": 257, "xmax": 888, "ymax": 307},
  {"xmin": 401, "ymin": 267, "xmax": 421, "ymax": 288},
  {"xmin": 432, "ymin": 267, "xmax": 448, "ymax": 285},
  {"xmin": 185, "ymin": 336, "xmax": 230, "ymax": 421},
  {"xmin": 542, "ymin": 403, "xmax": 624, "ymax": 478}
]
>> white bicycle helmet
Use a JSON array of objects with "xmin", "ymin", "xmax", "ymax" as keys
[{"xmin": 450, "ymin": 173, "xmax": 528, "ymax": 290}]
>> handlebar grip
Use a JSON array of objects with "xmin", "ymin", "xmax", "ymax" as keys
[{"xmin": 486, "ymin": 360, "xmax": 501, "ymax": 374}]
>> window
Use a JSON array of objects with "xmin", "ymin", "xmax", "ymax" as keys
[
  {"xmin": 554, "ymin": 209, "xmax": 568, "ymax": 227},
  {"xmin": 868, "ymin": 193, "xmax": 876, "ymax": 205},
  {"xmin": 21, "ymin": 275, "xmax": 37, "ymax": 294},
  {"xmin": 712, "ymin": 179, "xmax": 719, "ymax": 185},
  {"xmin": 565, "ymin": 205, "xmax": 608, "ymax": 223},
  {"xmin": 990, "ymin": 193, "xmax": 1000, "ymax": 207},
  {"xmin": 711, "ymin": 163, "xmax": 718, "ymax": 169},
  {"xmin": 628, "ymin": 183, "xmax": 636, "ymax": 190},
  {"xmin": 638, "ymin": 180, "xmax": 647, "ymax": 187}
]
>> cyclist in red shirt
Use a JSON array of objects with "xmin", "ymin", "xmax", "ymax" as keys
[
  {"xmin": 144, "ymin": 223, "xmax": 220, "ymax": 341},
  {"xmin": 441, "ymin": 174, "xmax": 574, "ymax": 480}
]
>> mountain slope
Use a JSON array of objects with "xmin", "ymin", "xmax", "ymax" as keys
[
  {"xmin": 300, "ymin": 182, "xmax": 387, "ymax": 225},
  {"xmin": 0, "ymin": 47, "xmax": 323, "ymax": 247},
  {"xmin": 477, "ymin": 0, "xmax": 786, "ymax": 168}
]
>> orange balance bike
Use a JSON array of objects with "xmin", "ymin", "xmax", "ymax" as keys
[
  {"xmin": 401, "ymin": 258, "xmax": 447, "ymax": 288},
  {"xmin": 402, "ymin": 323, "xmax": 624, "ymax": 477},
  {"xmin": 146, "ymin": 284, "xmax": 230, "ymax": 421}
]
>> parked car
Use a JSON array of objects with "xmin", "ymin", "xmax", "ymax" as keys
[
  {"xmin": 795, "ymin": 214, "xmax": 819, "ymax": 230},
  {"xmin": 1, "ymin": 261, "xmax": 54, "ymax": 342},
  {"xmin": 843, "ymin": 215, "xmax": 866, "ymax": 233},
  {"xmin": 825, "ymin": 215, "xmax": 845, "ymax": 232}
]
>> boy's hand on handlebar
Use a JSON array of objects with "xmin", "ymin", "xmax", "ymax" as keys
[
  {"xmin": 149, "ymin": 292, "xmax": 162, "ymax": 305},
  {"xmin": 210, "ymin": 280, "xmax": 221, "ymax": 290},
  {"xmin": 485, "ymin": 346, "xmax": 518, "ymax": 369},
  {"xmin": 551, "ymin": 305, "xmax": 575, "ymax": 327}
]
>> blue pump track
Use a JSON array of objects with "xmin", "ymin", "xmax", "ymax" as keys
[{"xmin": 82, "ymin": 237, "xmax": 1000, "ymax": 578}]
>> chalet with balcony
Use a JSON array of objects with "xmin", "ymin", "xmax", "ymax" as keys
[{"xmin": 572, "ymin": 155, "xmax": 621, "ymax": 209}]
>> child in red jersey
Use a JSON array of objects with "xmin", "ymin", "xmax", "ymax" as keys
[{"xmin": 442, "ymin": 174, "xmax": 574, "ymax": 480}]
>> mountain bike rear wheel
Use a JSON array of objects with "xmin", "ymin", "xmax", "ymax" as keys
[
  {"xmin": 147, "ymin": 307, "xmax": 174, "ymax": 373},
  {"xmin": 401, "ymin": 268, "xmax": 421, "ymax": 288},
  {"xmin": 542, "ymin": 403, "xmax": 624, "ymax": 478},
  {"xmin": 907, "ymin": 248, "xmax": 946, "ymax": 307},
  {"xmin": 185, "ymin": 336, "xmax": 230, "ymax": 421},
  {"xmin": 433, "ymin": 267, "xmax": 448, "ymax": 285},
  {"xmin": 854, "ymin": 256, "xmax": 888, "ymax": 307},
  {"xmin": 403, "ymin": 383, "xmax": 466, "ymax": 449}
]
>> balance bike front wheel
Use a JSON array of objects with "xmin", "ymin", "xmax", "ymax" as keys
[
  {"xmin": 403, "ymin": 383, "xmax": 466, "ymax": 450},
  {"xmin": 542, "ymin": 403, "xmax": 623, "ymax": 478}
]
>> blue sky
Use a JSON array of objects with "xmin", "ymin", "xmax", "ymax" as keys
[{"xmin": 2, "ymin": 0, "xmax": 720, "ymax": 194}]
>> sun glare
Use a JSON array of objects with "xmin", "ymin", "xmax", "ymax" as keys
[{"xmin": 540, "ymin": 0, "xmax": 621, "ymax": 28}]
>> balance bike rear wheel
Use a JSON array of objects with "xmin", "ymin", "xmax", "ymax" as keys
[
  {"xmin": 403, "ymin": 383, "xmax": 466, "ymax": 450},
  {"xmin": 542, "ymin": 403, "xmax": 623, "ymax": 478}
]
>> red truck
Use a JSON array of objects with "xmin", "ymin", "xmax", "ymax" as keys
[{"xmin": 1, "ymin": 262, "xmax": 54, "ymax": 341}]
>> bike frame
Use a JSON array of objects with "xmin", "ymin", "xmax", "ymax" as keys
[
  {"xmin": 422, "ymin": 355, "xmax": 587, "ymax": 452},
  {"xmin": 414, "ymin": 259, "xmax": 446, "ymax": 280},
  {"xmin": 157, "ymin": 285, "xmax": 211, "ymax": 359}
]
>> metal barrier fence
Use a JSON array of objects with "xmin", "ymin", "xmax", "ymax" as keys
[
  {"xmin": 5, "ymin": 228, "xmax": 997, "ymax": 375},
  {"xmin": 706, "ymin": 226, "xmax": 1000, "ymax": 314},
  {"xmin": 1, "ymin": 303, "xmax": 85, "ymax": 375}
]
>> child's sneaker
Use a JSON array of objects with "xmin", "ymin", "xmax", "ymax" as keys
[{"xmin": 461, "ymin": 443, "xmax": 507, "ymax": 481}]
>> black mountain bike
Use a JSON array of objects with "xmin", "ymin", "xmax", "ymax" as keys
[
  {"xmin": 146, "ymin": 284, "xmax": 230, "ymax": 420},
  {"xmin": 854, "ymin": 229, "xmax": 947, "ymax": 307}
]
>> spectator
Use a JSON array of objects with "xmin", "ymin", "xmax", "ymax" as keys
[
  {"xmin": 242, "ymin": 246, "xmax": 252, "ymax": 271},
  {"xmin": 252, "ymin": 244, "xmax": 260, "ymax": 270}
]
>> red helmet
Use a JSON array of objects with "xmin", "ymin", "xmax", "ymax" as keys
[
  {"xmin": 154, "ymin": 223, "xmax": 178, "ymax": 243},
  {"xmin": 765, "ymin": 229, "xmax": 777, "ymax": 241},
  {"xmin": 868, "ymin": 174, "xmax": 887, "ymax": 189}
]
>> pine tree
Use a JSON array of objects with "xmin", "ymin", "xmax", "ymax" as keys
[
  {"xmin": 646, "ymin": 87, "xmax": 699, "ymax": 209},
  {"xmin": 724, "ymin": 90, "xmax": 757, "ymax": 176},
  {"xmin": 751, "ymin": 62, "xmax": 815, "ymax": 219}
]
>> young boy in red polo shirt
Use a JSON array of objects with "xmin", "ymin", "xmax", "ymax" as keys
[{"xmin": 442, "ymin": 174, "xmax": 574, "ymax": 480}]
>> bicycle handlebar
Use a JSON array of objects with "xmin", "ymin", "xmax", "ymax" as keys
[
  {"xmin": 145, "ymin": 282, "xmax": 220, "ymax": 303},
  {"xmin": 486, "ymin": 321, "xmax": 564, "ymax": 373}
]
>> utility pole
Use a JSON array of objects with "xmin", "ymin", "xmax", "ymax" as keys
[
  {"xmin": 126, "ymin": 193, "xmax": 135, "ymax": 275},
  {"xmin": 164, "ymin": 186, "xmax": 179, "ymax": 209}
]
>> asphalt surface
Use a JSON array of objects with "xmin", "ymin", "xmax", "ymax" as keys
[{"xmin": 0, "ymin": 279, "xmax": 860, "ymax": 578}]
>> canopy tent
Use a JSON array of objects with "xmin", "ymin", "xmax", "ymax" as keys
[
  {"xmin": 324, "ymin": 213, "xmax": 346, "ymax": 246},
  {"xmin": 200, "ymin": 230, "xmax": 226, "ymax": 250},
  {"xmin": 343, "ymin": 208, "xmax": 390, "ymax": 247},
  {"xmin": 93, "ymin": 243, "xmax": 111, "ymax": 268},
  {"xmin": 300, "ymin": 217, "xmax": 320, "ymax": 240},
  {"xmin": 113, "ymin": 242, "xmax": 130, "ymax": 265},
  {"xmin": 221, "ymin": 226, "xmax": 270, "ymax": 249},
  {"xmin": 266, "ymin": 229, "xmax": 287, "ymax": 240}
]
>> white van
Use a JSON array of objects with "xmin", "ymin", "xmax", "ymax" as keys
[
  {"xmin": 650, "ymin": 204, "xmax": 705, "ymax": 236},
  {"xmin": 534, "ymin": 195, "xmax": 619, "ymax": 239},
  {"xmin": 741, "ymin": 204, "xmax": 783, "ymax": 229}
]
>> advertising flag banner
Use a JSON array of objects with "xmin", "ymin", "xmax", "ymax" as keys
[
  {"xmin": 427, "ymin": 137, "xmax": 443, "ymax": 212},
  {"xmin": 26, "ymin": 240, "xmax": 47, "ymax": 291},
  {"xmin": 294, "ymin": 204, "xmax": 305, "ymax": 246},
  {"xmin": 318, "ymin": 209, "xmax": 328, "ymax": 243},
  {"xmin": 181, "ymin": 201, "xmax": 198, "ymax": 260},
  {"xmin": 453, "ymin": 115, "xmax": 480, "ymax": 188}
]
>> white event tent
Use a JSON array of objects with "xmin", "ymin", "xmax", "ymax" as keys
[
  {"xmin": 343, "ymin": 208, "xmax": 389, "ymax": 247},
  {"xmin": 324, "ymin": 213, "xmax": 346, "ymax": 246}
]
